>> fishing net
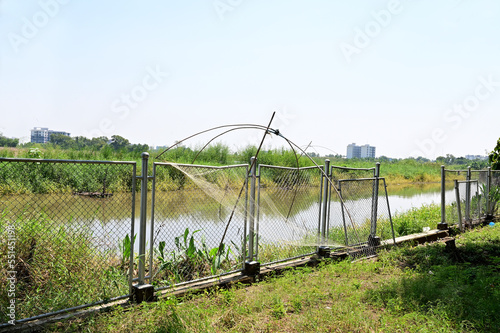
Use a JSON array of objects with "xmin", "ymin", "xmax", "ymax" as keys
[{"xmin": 152, "ymin": 160, "xmax": 385, "ymax": 267}]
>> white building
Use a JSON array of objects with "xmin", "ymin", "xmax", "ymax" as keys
[
  {"xmin": 30, "ymin": 127, "xmax": 70, "ymax": 144},
  {"xmin": 465, "ymin": 155, "xmax": 487, "ymax": 160},
  {"xmin": 360, "ymin": 144, "xmax": 376, "ymax": 158},
  {"xmin": 346, "ymin": 143, "xmax": 361, "ymax": 159},
  {"xmin": 347, "ymin": 143, "xmax": 376, "ymax": 159}
]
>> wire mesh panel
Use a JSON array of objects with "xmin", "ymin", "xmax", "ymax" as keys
[
  {"xmin": 470, "ymin": 170, "xmax": 495, "ymax": 218},
  {"xmin": 443, "ymin": 169, "xmax": 468, "ymax": 224},
  {"xmin": 470, "ymin": 170, "xmax": 488, "ymax": 187},
  {"xmin": 330, "ymin": 165, "xmax": 375, "ymax": 183},
  {"xmin": 454, "ymin": 180, "xmax": 481, "ymax": 229},
  {"xmin": 256, "ymin": 165, "xmax": 322, "ymax": 265},
  {"xmin": 492, "ymin": 170, "xmax": 500, "ymax": 187},
  {"xmin": 150, "ymin": 163, "xmax": 249, "ymax": 288},
  {"xmin": 491, "ymin": 171, "xmax": 500, "ymax": 217},
  {"xmin": 0, "ymin": 158, "xmax": 136, "ymax": 323},
  {"xmin": 333, "ymin": 178, "xmax": 394, "ymax": 256}
]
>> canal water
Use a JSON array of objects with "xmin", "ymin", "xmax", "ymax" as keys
[{"xmin": 1, "ymin": 182, "xmax": 455, "ymax": 253}]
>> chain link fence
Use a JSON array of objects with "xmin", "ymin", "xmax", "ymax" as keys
[
  {"xmin": 1, "ymin": 155, "xmax": 399, "ymax": 325},
  {"xmin": 334, "ymin": 178, "xmax": 394, "ymax": 251},
  {"xmin": 0, "ymin": 158, "xmax": 136, "ymax": 324},
  {"xmin": 150, "ymin": 162, "xmax": 249, "ymax": 289},
  {"xmin": 326, "ymin": 165, "xmax": 394, "ymax": 256},
  {"xmin": 493, "ymin": 170, "xmax": 500, "ymax": 187},
  {"xmin": 256, "ymin": 164, "xmax": 322, "ymax": 265},
  {"xmin": 454, "ymin": 180, "xmax": 481, "ymax": 230},
  {"xmin": 442, "ymin": 169, "xmax": 468, "ymax": 224},
  {"xmin": 442, "ymin": 168, "xmax": 500, "ymax": 227}
]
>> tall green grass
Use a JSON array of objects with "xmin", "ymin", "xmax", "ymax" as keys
[
  {"xmin": 0, "ymin": 212, "xmax": 129, "ymax": 322},
  {"xmin": 2, "ymin": 144, "xmax": 477, "ymax": 186}
]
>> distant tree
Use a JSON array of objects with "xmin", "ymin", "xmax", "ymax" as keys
[
  {"xmin": 50, "ymin": 133, "xmax": 73, "ymax": 149},
  {"xmin": 0, "ymin": 134, "xmax": 19, "ymax": 147},
  {"xmin": 110, "ymin": 135, "xmax": 130, "ymax": 150},
  {"xmin": 436, "ymin": 156, "xmax": 446, "ymax": 164},
  {"xmin": 74, "ymin": 136, "xmax": 91, "ymax": 149},
  {"xmin": 445, "ymin": 154, "xmax": 456, "ymax": 164},
  {"xmin": 489, "ymin": 138, "xmax": 500, "ymax": 170},
  {"xmin": 416, "ymin": 156, "xmax": 430, "ymax": 163},
  {"xmin": 90, "ymin": 136, "xmax": 109, "ymax": 150},
  {"xmin": 128, "ymin": 143, "xmax": 149, "ymax": 154},
  {"xmin": 470, "ymin": 159, "xmax": 489, "ymax": 169}
]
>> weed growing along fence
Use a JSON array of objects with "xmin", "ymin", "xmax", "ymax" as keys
[{"xmin": 441, "ymin": 167, "xmax": 500, "ymax": 227}]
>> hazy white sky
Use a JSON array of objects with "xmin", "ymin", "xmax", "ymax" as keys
[{"xmin": 1, "ymin": 0, "xmax": 499, "ymax": 159}]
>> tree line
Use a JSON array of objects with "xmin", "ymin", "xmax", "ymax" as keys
[
  {"xmin": 1, "ymin": 132, "xmax": 500, "ymax": 170},
  {"xmin": 48, "ymin": 134, "xmax": 149, "ymax": 153},
  {"xmin": 0, "ymin": 134, "xmax": 19, "ymax": 147},
  {"xmin": 0, "ymin": 133, "xmax": 149, "ymax": 153}
]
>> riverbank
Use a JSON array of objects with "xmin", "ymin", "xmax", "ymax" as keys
[
  {"xmin": 0, "ymin": 146, "xmax": 477, "ymax": 195},
  {"xmin": 0, "ymin": 202, "xmax": 454, "ymax": 324},
  {"xmin": 43, "ymin": 223, "xmax": 500, "ymax": 332}
]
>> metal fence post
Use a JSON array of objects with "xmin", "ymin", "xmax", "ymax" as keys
[
  {"xmin": 317, "ymin": 166, "xmax": 324, "ymax": 247},
  {"xmin": 248, "ymin": 156, "xmax": 257, "ymax": 261},
  {"xmin": 455, "ymin": 179, "xmax": 463, "ymax": 231},
  {"xmin": 368, "ymin": 163, "xmax": 381, "ymax": 246},
  {"xmin": 132, "ymin": 152, "xmax": 154, "ymax": 303},
  {"xmin": 487, "ymin": 166, "xmax": 492, "ymax": 217},
  {"xmin": 138, "ymin": 152, "xmax": 149, "ymax": 285},
  {"xmin": 338, "ymin": 183, "xmax": 349, "ymax": 246},
  {"xmin": 243, "ymin": 156, "xmax": 260, "ymax": 276},
  {"xmin": 321, "ymin": 159, "xmax": 330, "ymax": 243},
  {"xmin": 438, "ymin": 165, "xmax": 448, "ymax": 230},
  {"xmin": 441, "ymin": 165, "xmax": 446, "ymax": 223},
  {"xmin": 255, "ymin": 164, "xmax": 261, "ymax": 260},
  {"xmin": 465, "ymin": 166, "xmax": 471, "ymax": 223}
]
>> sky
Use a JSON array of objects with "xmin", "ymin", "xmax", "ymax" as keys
[{"xmin": 1, "ymin": 0, "xmax": 499, "ymax": 160}]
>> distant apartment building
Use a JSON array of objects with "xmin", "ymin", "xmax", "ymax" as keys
[
  {"xmin": 465, "ymin": 155, "xmax": 487, "ymax": 160},
  {"xmin": 30, "ymin": 127, "xmax": 70, "ymax": 144},
  {"xmin": 360, "ymin": 144, "xmax": 376, "ymax": 158},
  {"xmin": 346, "ymin": 143, "xmax": 376, "ymax": 159},
  {"xmin": 346, "ymin": 143, "xmax": 361, "ymax": 159}
]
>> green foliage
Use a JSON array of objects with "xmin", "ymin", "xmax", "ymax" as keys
[
  {"xmin": 110, "ymin": 135, "xmax": 130, "ymax": 150},
  {"xmin": 0, "ymin": 160, "xmax": 133, "ymax": 194},
  {"xmin": 0, "ymin": 134, "xmax": 18, "ymax": 147},
  {"xmin": 391, "ymin": 203, "xmax": 441, "ymax": 236},
  {"xmin": 368, "ymin": 227, "xmax": 500, "ymax": 332},
  {"xmin": 3, "ymin": 138, "xmax": 482, "ymax": 186},
  {"xmin": 49, "ymin": 133, "xmax": 73, "ymax": 148},
  {"xmin": 236, "ymin": 146, "xmax": 313, "ymax": 168},
  {"xmin": 489, "ymin": 138, "xmax": 500, "ymax": 170},
  {"xmin": 481, "ymin": 184, "xmax": 500, "ymax": 216},
  {"xmin": 119, "ymin": 234, "xmax": 136, "ymax": 268},
  {"xmin": 27, "ymin": 147, "xmax": 43, "ymax": 159},
  {"xmin": 0, "ymin": 211, "xmax": 128, "ymax": 322},
  {"xmin": 46, "ymin": 226, "xmax": 500, "ymax": 332},
  {"xmin": 155, "ymin": 228, "xmax": 236, "ymax": 284}
]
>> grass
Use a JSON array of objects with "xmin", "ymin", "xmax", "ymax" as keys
[
  {"xmin": 391, "ymin": 203, "xmax": 442, "ymax": 237},
  {"xmin": 0, "ymin": 212, "xmax": 129, "ymax": 323},
  {"xmin": 42, "ymin": 223, "xmax": 500, "ymax": 332}
]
